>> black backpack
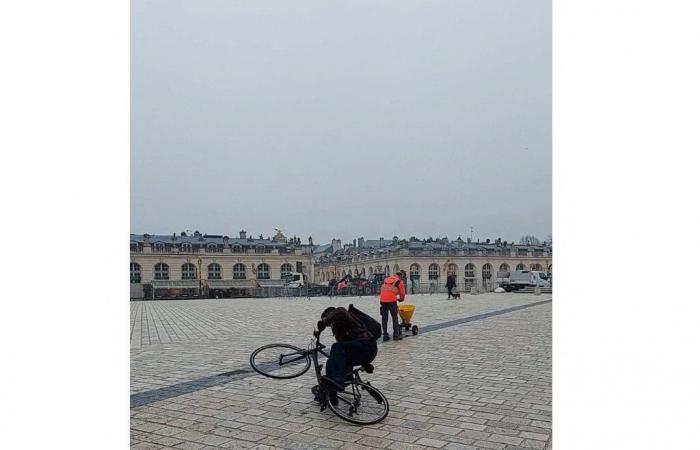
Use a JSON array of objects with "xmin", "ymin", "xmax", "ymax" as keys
[{"xmin": 348, "ymin": 304, "xmax": 382, "ymax": 340}]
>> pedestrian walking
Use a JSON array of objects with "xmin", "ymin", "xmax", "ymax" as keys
[{"xmin": 446, "ymin": 274, "xmax": 457, "ymax": 299}]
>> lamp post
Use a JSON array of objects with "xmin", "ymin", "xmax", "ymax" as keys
[{"xmin": 197, "ymin": 258, "xmax": 202, "ymax": 297}]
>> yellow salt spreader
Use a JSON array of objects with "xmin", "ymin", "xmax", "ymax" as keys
[{"xmin": 398, "ymin": 303, "xmax": 419, "ymax": 335}]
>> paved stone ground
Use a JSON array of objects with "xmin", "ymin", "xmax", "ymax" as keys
[{"xmin": 131, "ymin": 293, "xmax": 552, "ymax": 449}]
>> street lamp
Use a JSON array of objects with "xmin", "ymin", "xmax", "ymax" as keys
[{"xmin": 197, "ymin": 258, "xmax": 202, "ymax": 297}]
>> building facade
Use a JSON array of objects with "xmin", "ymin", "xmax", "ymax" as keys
[
  {"xmin": 311, "ymin": 237, "xmax": 552, "ymax": 293},
  {"xmin": 130, "ymin": 231, "xmax": 552, "ymax": 298},
  {"xmin": 130, "ymin": 230, "xmax": 313, "ymax": 299}
]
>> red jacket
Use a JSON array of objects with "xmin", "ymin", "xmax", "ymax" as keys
[{"xmin": 379, "ymin": 274, "xmax": 406, "ymax": 303}]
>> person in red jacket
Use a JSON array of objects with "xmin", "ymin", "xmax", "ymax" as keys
[{"xmin": 379, "ymin": 272, "xmax": 406, "ymax": 341}]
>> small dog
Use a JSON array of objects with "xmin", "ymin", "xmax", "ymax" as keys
[{"xmin": 449, "ymin": 292, "xmax": 461, "ymax": 299}]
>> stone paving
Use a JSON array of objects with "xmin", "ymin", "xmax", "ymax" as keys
[{"xmin": 131, "ymin": 293, "xmax": 552, "ymax": 449}]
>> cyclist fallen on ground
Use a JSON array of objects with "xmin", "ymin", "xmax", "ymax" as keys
[{"xmin": 314, "ymin": 306, "xmax": 378, "ymax": 405}]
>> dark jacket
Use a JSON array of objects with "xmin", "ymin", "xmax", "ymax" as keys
[
  {"xmin": 446, "ymin": 275, "xmax": 456, "ymax": 288},
  {"xmin": 321, "ymin": 307, "xmax": 373, "ymax": 342}
]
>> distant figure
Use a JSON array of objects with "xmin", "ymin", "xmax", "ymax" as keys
[
  {"xmin": 410, "ymin": 278, "xmax": 417, "ymax": 295},
  {"xmin": 446, "ymin": 274, "xmax": 457, "ymax": 299}
]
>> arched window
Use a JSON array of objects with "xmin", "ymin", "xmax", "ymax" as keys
[
  {"xmin": 428, "ymin": 263, "xmax": 439, "ymax": 280},
  {"xmin": 368, "ymin": 267, "xmax": 374, "ymax": 276},
  {"xmin": 181, "ymin": 263, "xmax": 196, "ymax": 280},
  {"xmin": 208, "ymin": 263, "xmax": 221, "ymax": 279},
  {"xmin": 154, "ymin": 263, "xmax": 169, "ymax": 280},
  {"xmin": 281, "ymin": 263, "xmax": 293, "ymax": 279},
  {"xmin": 393, "ymin": 264, "xmax": 400, "ymax": 273},
  {"xmin": 130, "ymin": 262, "xmax": 141, "ymax": 283},
  {"xmin": 233, "ymin": 263, "xmax": 246, "ymax": 279},
  {"xmin": 499, "ymin": 263, "xmax": 510, "ymax": 272},
  {"xmin": 321, "ymin": 272, "xmax": 325, "ymax": 282},
  {"xmin": 516, "ymin": 263, "xmax": 526, "ymax": 271},
  {"xmin": 257, "ymin": 263, "xmax": 270, "ymax": 279},
  {"xmin": 447, "ymin": 263, "xmax": 457, "ymax": 276},
  {"xmin": 384, "ymin": 265, "xmax": 390, "ymax": 275},
  {"xmin": 206, "ymin": 243, "xmax": 218, "ymax": 253},
  {"xmin": 153, "ymin": 242, "xmax": 166, "ymax": 253},
  {"xmin": 360, "ymin": 268, "xmax": 366, "ymax": 277},
  {"xmin": 180, "ymin": 243, "xmax": 192, "ymax": 253},
  {"xmin": 410, "ymin": 264, "xmax": 421, "ymax": 281},
  {"xmin": 375, "ymin": 265, "xmax": 383, "ymax": 274},
  {"xmin": 464, "ymin": 263, "xmax": 475, "ymax": 279},
  {"xmin": 531, "ymin": 263, "xmax": 543, "ymax": 271},
  {"xmin": 482, "ymin": 263, "xmax": 492, "ymax": 280}
]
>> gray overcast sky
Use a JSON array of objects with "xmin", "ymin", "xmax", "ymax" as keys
[{"xmin": 131, "ymin": 0, "xmax": 551, "ymax": 244}]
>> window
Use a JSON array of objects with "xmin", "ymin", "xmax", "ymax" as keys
[
  {"xmin": 428, "ymin": 263, "xmax": 439, "ymax": 280},
  {"xmin": 181, "ymin": 263, "xmax": 196, "ymax": 280},
  {"xmin": 130, "ymin": 263, "xmax": 141, "ymax": 283},
  {"xmin": 498, "ymin": 263, "xmax": 510, "ymax": 278},
  {"xmin": 447, "ymin": 263, "xmax": 457, "ymax": 276},
  {"xmin": 181, "ymin": 243, "xmax": 193, "ymax": 252},
  {"xmin": 518, "ymin": 248, "xmax": 528, "ymax": 256},
  {"xmin": 154, "ymin": 263, "xmax": 169, "ymax": 280},
  {"xmin": 409, "ymin": 264, "xmax": 420, "ymax": 281},
  {"xmin": 393, "ymin": 264, "xmax": 400, "ymax": 273},
  {"xmin": 361, "ymin": 268, "xmax": 366, "ymax": 277},
  {"xmin": 482, "ymin": 263, "xmax": 492, "ymax": 280},
  {"xmin": 208, "ymin": 263, "xmax": 221, "ymax": 279},
  {"xmin": 232, "ymin": 245, "xmax": 242, "ymax": 253},
  {"xmin": 153, "ymin": 242, "xmax": 167, "ymax": 253},
  {"xmin": 531, "ymin": 263, "xmax": 543, "ymax": 271},
  {"xmin": 233, "ymin": 263, "xmax": 246, "ymax": 279},
  {"xmin": 464, "ymin": 263, "xmax": 475, "ymax": 279},
  {"xmin": 257, "ymin": 263, "xmax": 270, "ymax": 279},
  {"xmin": 384, "ymin": 265, "xmax": 390, "ymax": 275},
  {"xmin": 368, "ymin": 267, "xmax": 374, "ymax": 276},
  {"xmin": 130, "ymin": 242, "xmax": 140, "ymax": 253},
  {"xmin": 206, "ymin": 243, "xmax": 218, "ymax": 253},
  {"xmin": 516, "ymin": 263, "xmax": 526, "ymax": 271},
  {"xmin": 281, "ymin": 263, "xmax": 293, "ymax": 279}
]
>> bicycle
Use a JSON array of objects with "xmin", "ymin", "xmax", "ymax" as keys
[{"xmin": 249, "ymin": 330, "xmax": 389, "ymax": 425}]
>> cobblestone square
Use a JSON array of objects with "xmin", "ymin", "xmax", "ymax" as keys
[{"xmin": 131, "ymin": 293, "xmax": 552, "ymax": 449}]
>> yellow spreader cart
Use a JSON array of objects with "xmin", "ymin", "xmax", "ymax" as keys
[{"xmin": 398, "ymin": 303, "xmax": 419, "ymax": 335}]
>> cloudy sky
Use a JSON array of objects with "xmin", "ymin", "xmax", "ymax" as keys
[{"xmin": 131, "ymin": 0, "xmax": 551, "ymax": 244}]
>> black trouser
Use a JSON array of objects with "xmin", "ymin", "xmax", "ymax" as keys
[
  {"xmin": 326, "ymin": 339, "xmax": 377, "ymax": 386},
  {"xmin": 447, "ymin": 286, "xmax": 454, "ymax": 297},
  {"xmin": 380, "ymin": 301, "xmax": 401, "ymax": 337}
]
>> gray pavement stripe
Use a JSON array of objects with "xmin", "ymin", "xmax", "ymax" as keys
[
  {"xmin": 130, "ymin": 299, "xmax": 551, "ymax": 408},
  {"xmin": 415, "ymin": 299, "xmax": 552, "ymax": 334}
]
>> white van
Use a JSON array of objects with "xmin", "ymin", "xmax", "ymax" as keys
[
  {"xmin": 501, "ymin": 270, "xmax": 550, "ymax": 291},
  {"xmin": 284, "ymin": 272, "xmax": 307, "ymax": 288}
]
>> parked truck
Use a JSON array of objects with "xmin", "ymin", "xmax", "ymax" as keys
[{"xmin": 500, "ymin": 270, "xmax": 550, "ymax": 292}]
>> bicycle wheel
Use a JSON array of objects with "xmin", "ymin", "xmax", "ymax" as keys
[
  {"xmin": 328, "ymin": 381, "xmax": 389, "ymax": 425},
  {"xmin": 249, "ymin": 344, "xmax": 311, "ymax": 379}
]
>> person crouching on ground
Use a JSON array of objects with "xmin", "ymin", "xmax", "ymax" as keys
[
  {"xmin": 379, "ymin": 272, "xmax": 406, "ymax": 341},
  {"xmin": 316, "ymin": 307, "xmax": 378, "ymax": 404}
]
